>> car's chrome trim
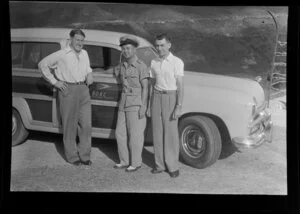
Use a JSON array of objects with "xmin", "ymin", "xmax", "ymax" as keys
[
  {"xmin": 27, "ymin": 120, "xmax": 116, "ymax": 139},
  {"xmin": 232, "ymin": 109, "xmax": 273, "ymax": 149},
  {"xmin": 91, "ymin": 100, "xmax": 118, "ymax": 107},
  {"xmin": 12, "ymin": 92, "xmax": 53, "ymax": 101}
]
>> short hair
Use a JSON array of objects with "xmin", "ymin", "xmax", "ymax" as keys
[
  {"xmin": 69, "ymin": 28, "xmax": 85, "ymax": 38},
  {"xmin": 155, "ymin": 33, "xmax": 171, "ymax": 43}
]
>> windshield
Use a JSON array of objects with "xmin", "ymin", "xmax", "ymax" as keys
[{"xmin": 136, "ymin": 46, "xmax": 158, "ymax": 67}]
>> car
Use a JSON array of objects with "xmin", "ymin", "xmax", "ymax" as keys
[{"xmin": 11, "ymin": 28, "xmax": 273, "ymax": 169}]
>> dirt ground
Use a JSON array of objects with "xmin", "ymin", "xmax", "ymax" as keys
[{"xmin": 10, "ymin": 99, "xmax": 286, "ymax": 194}]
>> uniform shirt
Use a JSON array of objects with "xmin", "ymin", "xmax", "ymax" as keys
[
  {"xmin": 38, "ymin": 45, "xmax": 92, "ymax": 85},
  {"xmin": 150, "ymin": 52, "xmax": 184, "ymax": 91},
  {"xmin": 115, "ymin": 56, "xmax": 149, "ymax": 112}
]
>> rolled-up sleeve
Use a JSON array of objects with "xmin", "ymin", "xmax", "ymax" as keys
[{"xmin": 38, "ymin": 50, "xmax": 63, "ymax": 85}]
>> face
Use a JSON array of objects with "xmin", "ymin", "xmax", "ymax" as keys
[
  {"xmin": 155, "ymin": 38, "xmax": 171, "ymax": 58},
  {"xmin": 70, "ymin": 33, "xmax": 84, "ymax": 52},
  {"xmin": 121, "ymin": 44, "xmax": 136, "ymax": 59}
]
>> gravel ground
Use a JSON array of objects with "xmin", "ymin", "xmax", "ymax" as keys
[{"xmin": 10, "ymin": 96, "xmax": 287, "ymax": 194}]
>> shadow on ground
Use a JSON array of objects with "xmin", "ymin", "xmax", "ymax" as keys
[{"xmin": 25, "ymin": 131, "xmax": 156, "ymax": 168}]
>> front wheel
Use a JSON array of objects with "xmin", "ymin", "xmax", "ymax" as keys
[
  {"xmin": 179, "ymin": 115, "xmax": 222, "ymax": 169},
  {"xmin": 12, "ymin": 109, "xmax": 29, "ymax": 146}
]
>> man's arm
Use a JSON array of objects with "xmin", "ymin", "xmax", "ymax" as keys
[
  {"xmin": 175, "ymin": 76, "xmax": 184, "ymax": 107},
  {"xmin": 38, "ymin": 50, "xmax": 61, "ymax": 86},
  {"xmin": 141, "ymin": 78, "xmax": 148, "ymax": 107},
  {"xmin": 85, "ymin": 51, "xmax": 93, "ymax": 85},
  {"xmin": 172, "ymin": 76, "xmax": 184, "ymax": 120}
]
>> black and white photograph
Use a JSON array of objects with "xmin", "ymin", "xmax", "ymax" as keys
[{"xmin": 8, "ymin": 1, "xmax": 290, "ymax": 197}]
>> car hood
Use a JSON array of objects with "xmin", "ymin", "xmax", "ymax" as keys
[{"xmin": 184, "ymin": 71, "xmax": 265, "ymax": 105}]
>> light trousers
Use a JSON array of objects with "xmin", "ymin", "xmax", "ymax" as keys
[
  {"xmin": 58, "ymin": 84, "xmax": 92, "ymax": 163},
  {"xmin": 151, "ymin": 90, "xmax": 179, "ymax": 172},
  {"xmin": 115, "ymin": 110, "xmax": 147, "ymax": 167}
]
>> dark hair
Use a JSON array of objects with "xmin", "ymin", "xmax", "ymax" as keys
[
  {"xmin": 69, "ymin": 28, "xmax": 85, "ymax": 38},
  {"xmin": 155, "ymin": 33, "xmax": 171, "ymax": 43}
]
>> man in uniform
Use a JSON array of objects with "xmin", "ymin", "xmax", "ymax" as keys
[
  {"xmin": 38, "ymin": 28, "xmax": 93, "ymax": 166},
  {"xmin": 147, "ymin": 33, "xmax": 184, "ymax": 178},
  {"xmin": 113, "ymin": 35, "xmax": 149, "ymax": 172}
]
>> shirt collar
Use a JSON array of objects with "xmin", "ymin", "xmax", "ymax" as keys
[
  {"xmin": 123, "ymin": 55, "xmax": 138, "ymax": 68},
  {"xmin": 65, "ymin": 45, "xmax": 83, "ymax": 55},
  {"xmin": 158, "ymin": 52, "xmax": 173, "ymax": 62}
]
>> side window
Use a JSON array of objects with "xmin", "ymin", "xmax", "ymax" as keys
[
  {"xmin": 109, "ymin": 48, "xmax": 121, "ymax": 67},
  {"xmin": 84, "ymin": 45, "xmax": 105, "ymax": 70},
  {"xmin": 23, "ymin": 43, "xmax": 41, "ymax": 69},
  {"xmin": 84, "ymin": 45, "xmax": 121, "ymax": 74},
  {"xmin": 41, "ymin": 43, "xmax": 60, "ymax": 59},
  {"xmin": 11, "ymin": 43, "xmax": 23, "ymax": 68}
]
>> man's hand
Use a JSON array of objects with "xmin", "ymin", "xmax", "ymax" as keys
[
  {"xmin": 54, "ymin": 81, "xmax": 68, "ymax": 91},
  {"xmin": 146, "ymin": 105, "xmax": 151, "ymax": 118},
  {"xmin": 139, "ymin": 105, "xmax": 147, "ymax": 119},
  {"xmin": 172, "ymin": 105, "xmax": 182, "ymax": 120},
  {"xmin": 86, "ymin": 73, "xmax": 93, "ymax": 85}
]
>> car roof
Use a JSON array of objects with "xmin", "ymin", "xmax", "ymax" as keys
[{"xmin": 10, "ymin": 28, "xmax": 153, "ymax": 48}]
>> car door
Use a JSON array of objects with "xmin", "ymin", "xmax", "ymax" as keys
[
  {"xmin": 12, "ymin": 41, "xmax": 60, "ymax": 128},
  {"xmin": 84, "ymin": 44, "xmax": 122, "ymax": 139}
]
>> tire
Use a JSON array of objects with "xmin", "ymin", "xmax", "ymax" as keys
[
  {"xmin": 12, "ymin": 109, "xmax": 29, "ymax": 146},
  {"xmin": 179, "ymin": 115, "xmax": 222, "ymax": 169}
]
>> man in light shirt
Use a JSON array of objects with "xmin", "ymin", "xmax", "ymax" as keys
[
  {"xmin": 38, "ymin": 29, "xmax": 93, "ymax": 166},
  {"xmin": 147, "ymin": 33, "xmax": 184, "ymax": 178}
]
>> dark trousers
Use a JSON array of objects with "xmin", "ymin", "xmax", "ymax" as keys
[
  {"xmin": 151, "ymin": 90, "xmax": 179, "ymax": 172},
  {"xmin": 58, "ymin": 84, "xmax": 92, "ymax": 163}
]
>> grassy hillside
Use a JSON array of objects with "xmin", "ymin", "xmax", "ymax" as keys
[{"xmin": 9, "ymin": 2, "xmax": 288, "ymax": 81}]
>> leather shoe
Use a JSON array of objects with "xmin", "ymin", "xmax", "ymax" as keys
[
  {"xmin": 125, "ymin": 166, "xmax": 141, "ymax": 172},
  {"xmin": 81, "ymin": 160, "xmax": 92, "ymax": 166},
  {"xmin": 70, "ymin": 160, "xmax": 81, "ymax": 166},
  {"xmin": 169, "ymin": 170, "xmax": 180, "ymax": 178},
  {"xmin": 113, "ymin": 164, "xmax": 128, "ymax": 169},
  {"xmin": 151, "ymin": 168, "xmax": 164, "ymax": 174}
]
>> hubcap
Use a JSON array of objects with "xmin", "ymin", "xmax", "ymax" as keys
[
  {"xmin": 12, "ymin": 114, "xmax": 17, "ymax": 136},
  {"xmin": 181, "ymin": 125, "xmax": 206, "ymax": 158}
]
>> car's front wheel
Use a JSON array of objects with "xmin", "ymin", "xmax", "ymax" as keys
[
  {"xmin": 179, "ymin": 115, "xmax": 222, "ymax": 169},
  {"xmin": 12, "ymin": 109, "xmax": 29, "ymax": 146}
]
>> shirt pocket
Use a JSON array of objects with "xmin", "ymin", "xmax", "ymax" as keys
[
  {"xmin": 126, "ymin": 73, "xmax": 140, "ymax": 88},
  {"xmin": 125, "ymin": 94, "xmax": 142, "ymax": 107}
]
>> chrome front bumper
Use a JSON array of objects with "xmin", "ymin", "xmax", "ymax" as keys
[{"xmin": 232, "ymin": 110, "xmax": 273, "ymax": 149}]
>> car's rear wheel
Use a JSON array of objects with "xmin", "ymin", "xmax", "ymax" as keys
[
  {"xmin": 12, "ymin": 109, "xmax": 29, "ymax": 146},
  {"xmin": 179, "ymin": 115, "xmax": 222, "ymax": 169}
]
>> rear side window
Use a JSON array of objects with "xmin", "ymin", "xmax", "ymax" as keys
[
  {"xmin": 11, "ymin": 42, "xmax": 60, "ymax": 70},
  {"xmin": 11, "ymin": 43, "xmax": 23, "ymax": 68},
  {"xmin": 23, "ymin": 43, "xmax": 41, "ymax": 69},
  {"xmin": 41, "ymin": 43, "xmax": 60, "ymax": 59}
]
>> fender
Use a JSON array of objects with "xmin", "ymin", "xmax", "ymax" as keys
[{"xmin": 12, "ymin": 96, "xmax": 32, "ymax": 129}]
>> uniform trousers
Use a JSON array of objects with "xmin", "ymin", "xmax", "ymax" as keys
[
  {"xmin": 151, "ymin": 89, "xmax": 179, "ymax": 172},
  {"xmin": 58, "ymin": 84, "xmax": 92, "ymax": 163},
  {"xmin": 115, "ymin": 110, "xmax": 147, "ymax": 167}
]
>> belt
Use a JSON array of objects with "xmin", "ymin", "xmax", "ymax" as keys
[
  {"xmin": 154, "ymin": 89, "xmax": 176, "ymax": 94},
  {"xmin": 64, "ymin": 81, "xmax": 86, "ymax": 85},
  {"xmin": 122, "ymin": 87, "xmax": 142, "ymax": 94}
]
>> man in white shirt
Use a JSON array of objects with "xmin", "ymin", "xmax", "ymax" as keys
[
  {"xmin": 38, "ymin": 29, "xmax": 93, "ymax": 166},
  {"xmin": 147, "ymin": 33, "xmax": 184, "ymax": 178}
]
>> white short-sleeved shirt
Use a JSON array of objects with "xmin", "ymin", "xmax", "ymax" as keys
[{"xmin": 149, "ymin": 52, "xmax": 184, "ymax": 91}]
